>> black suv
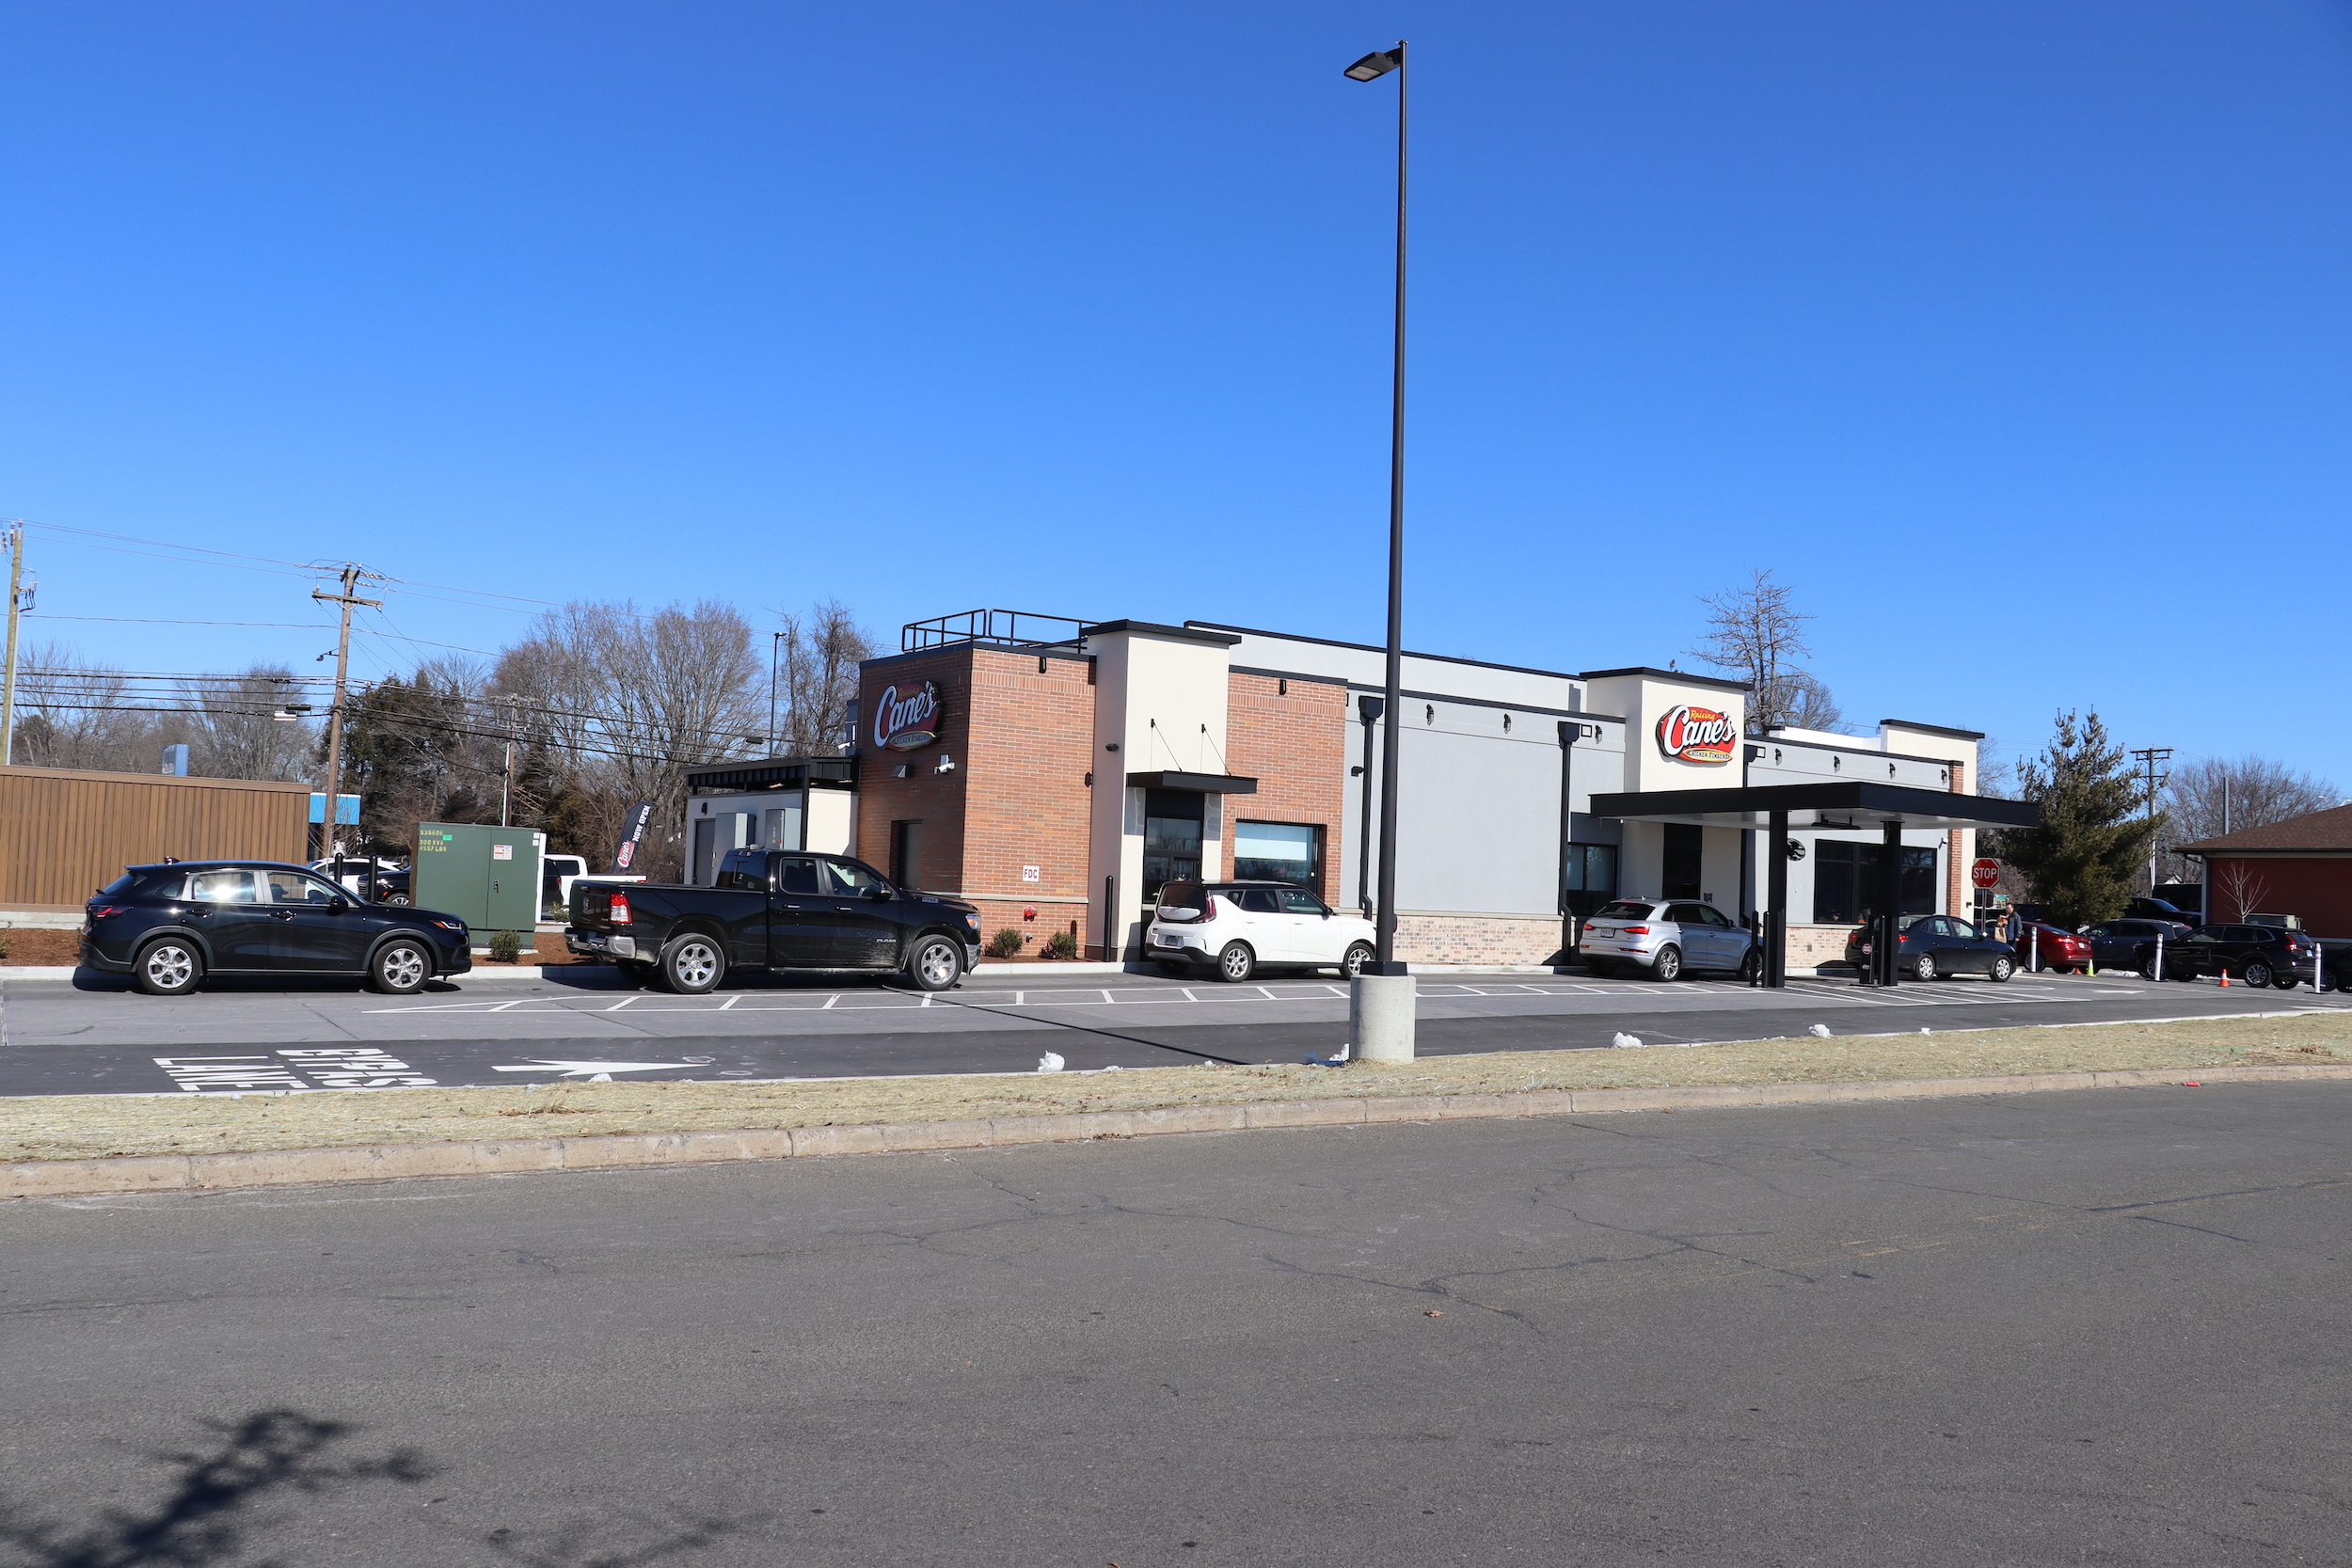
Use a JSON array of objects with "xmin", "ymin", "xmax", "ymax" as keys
[
  {"xmin": 82, "ymin": 861, "xmax": 474, "ymax": 996},
  {"xmin": 2082, "ymin": 917, "xmax": 2196, "ymax": 972},
  {"xmin": 2161, "ymin": 924, "xmax": 2320, "ymax": 990}
]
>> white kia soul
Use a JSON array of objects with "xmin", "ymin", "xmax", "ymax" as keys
[{"xmin": 1146, "ymin": 880, "xmax": 1378, "ymax": 983}]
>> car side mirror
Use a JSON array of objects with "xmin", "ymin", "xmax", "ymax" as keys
[
  {"xmin": 866, "ymin": 886, "xmax": 892, "ymax": 901},
  {"xmin": 330, "ymin": 897, "xmax": 349, "ymax": 912}
]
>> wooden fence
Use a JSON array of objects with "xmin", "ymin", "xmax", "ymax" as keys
[{"xmin": 0, "ymin": 765, "xmax": 310, "ymax": 907}]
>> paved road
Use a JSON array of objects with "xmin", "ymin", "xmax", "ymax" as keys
[
  {"xmin": 6, "ymin": 1082, "xmax": 2348, "ymax": 1564},
  {"xmin": 2, "ymin": 965, "xmax": 2343, "ymax": 1096}
]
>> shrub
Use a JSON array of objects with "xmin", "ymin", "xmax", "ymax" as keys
[
  {"xmin": 487, "ymin": 928, "xmax": 523, "ymax": 964},
  {"xmin": 986, "ymin": 927, "xmax": 1026, "ymax": 958},
  {"xmin": 0, "ymin": 933, "xmax": 11, "ymax": 960},
  {"xmin": 1041, "ymin": 928, "xmax": 1079, "ymax": 960}
]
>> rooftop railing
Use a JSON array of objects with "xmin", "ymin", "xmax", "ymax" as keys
[{"xmin": 900, "ymin": 609, "xmax": 1092, "ymax": 653}]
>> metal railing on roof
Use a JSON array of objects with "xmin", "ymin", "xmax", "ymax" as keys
[{"xmin": 900, "ymin": 609, "xmax": 1092, "ymax": 653}]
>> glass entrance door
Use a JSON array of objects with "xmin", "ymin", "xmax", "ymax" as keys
[{"xmin": 1142, "ymin": 789, "xmax": 1203, "ymax": 901}]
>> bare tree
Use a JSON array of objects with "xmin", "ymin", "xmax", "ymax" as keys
[
  {"xmin": 1686, "ymin": 569, "xmax": 1848, "ymax": 734},
  {"xmin": 178, "ymin": 664, "xmax": 315, "ymax": 781},
  {"xmin": 487, "ymin": 600, "xmax": 768, "ymax": 879},
  {"xmin": 8, "ymin": 642, "xmax": 179, "ymax": 771},
  {"xmin": 2162, "ymin": 755, "xmax": 2340, "ymax": 876},
  {"xmin": 2211, "ymin": 859, "xmax": 2274, "ymax": 923},
  {"xmin": 772, "ymin": 599, "xmax": 874, "ymax": 756}
]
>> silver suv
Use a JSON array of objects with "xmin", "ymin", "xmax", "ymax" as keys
[{"xmin": 1580, "ymin": 898, "xmax": 1758, "ymax": 982}]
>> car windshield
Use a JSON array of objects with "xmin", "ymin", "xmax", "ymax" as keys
[{"xmin": 1593, "ymin": 901, "xmax": 1654, "ymax": 921}]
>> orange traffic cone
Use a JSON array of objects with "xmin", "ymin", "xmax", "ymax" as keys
[{"xmin": 2218, "ymin": 971, "xmax": 2230, "ymax": 987}]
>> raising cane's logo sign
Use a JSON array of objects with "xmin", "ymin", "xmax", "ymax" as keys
[
  {"xmin": 873, "ymin": 680, "xmax": 942, "ymax": 752},
  {"xmin": 1656, "ymin": 704, "xmax": 1738, "ymax": 765}
]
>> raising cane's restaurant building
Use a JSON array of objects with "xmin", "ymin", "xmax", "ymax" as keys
[{"xmin": 681, "ymin": 611, "xmax": 2020, "ymax": 972}]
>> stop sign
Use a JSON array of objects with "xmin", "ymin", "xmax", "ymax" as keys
[{"xmin": 1971, "ymin": 858, "xmax": 2000, "ymax": 889}]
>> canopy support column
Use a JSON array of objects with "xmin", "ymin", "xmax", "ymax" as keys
[
  {"xmin": 1765, "ymin": 809, "xmax": 1788, "ymax": 989},
  {"xmin": 1876, "ymin": 818, "xmax": 1904, "ymax": 987}
]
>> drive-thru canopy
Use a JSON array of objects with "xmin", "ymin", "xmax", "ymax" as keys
[{"xmin": 1587, "ymin": 782, "xmax": 2042, "ymax": 986}]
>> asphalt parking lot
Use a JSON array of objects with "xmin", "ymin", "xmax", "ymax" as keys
[{"xmin": 2, "ymin": 962, "xmax": 2342, "ymax": 1097}]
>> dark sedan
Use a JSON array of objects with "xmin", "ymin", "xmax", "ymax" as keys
[
  {"xmin": 1845, "ymin": 914, "xmax": 2018, "ymax": 981},
  {"xmin": 82, "ymin": 861, "xmax": 473, "ymax": 996},
  {"xmin": 2160, "ymin": 924, "xmax": 2320, "ymax": 990}
]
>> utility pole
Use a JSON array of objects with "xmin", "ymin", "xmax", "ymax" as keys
[
  {"xmin": 312, "ymin": 563, "xmax": 383, "ymax": 856},
  {"xmin": 2129, "ymin": 746, "xmax": 2172, "ymax": 895},
  {"xmin": 0, "ymin": 522, "xmax": 23, "ymax": 767}
]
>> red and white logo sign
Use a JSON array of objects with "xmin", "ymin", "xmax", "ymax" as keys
[
  {"xmin": 1655, "ymin": 704, "xmax": 1738, "ymax": 765},
  {"xmin": 1971, "ymin": 858, "xmax": 2001, "ymax": 889},
  {"xmin": 873, "ymin": 681, "xmax": 942, "ymax": 752}
]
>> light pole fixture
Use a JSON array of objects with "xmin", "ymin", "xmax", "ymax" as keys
[
  {"xmin": 1345, "ymin": 39, "xmax": 1407, "ymax": 979},
  {"xmin": 1343, "ymin": 39, "xmax": 1418, "ymax": 1065}
]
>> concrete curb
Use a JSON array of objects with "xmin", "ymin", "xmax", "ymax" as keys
[{"xmin": 9, "ymin": 1062, "xmax": 2352, "ymax": 1203}]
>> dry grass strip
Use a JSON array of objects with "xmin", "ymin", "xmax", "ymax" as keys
[{"xmin": 6, "ymin": 1009, "xmax": 2350, "ymax": 1166}]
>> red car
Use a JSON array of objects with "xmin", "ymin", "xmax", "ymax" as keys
[{"xmin": 2010, "ymin": 920, "xmax": 2091, "ymax": 973}]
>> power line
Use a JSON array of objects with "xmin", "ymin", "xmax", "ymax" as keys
[{"xmin": 26, "ymin": 615, "xmax": 341, "ymax": 629}]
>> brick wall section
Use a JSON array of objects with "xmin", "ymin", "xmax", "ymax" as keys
[
  {"xmin": 854, "ymin": 646, "xmax": 1099, "ymax": 957},
  {"xmin": 1222, "ymin": 673, "xmax": 1348, "ymax": 900},
  {"xmin": 854, "ymin": 647, "xmax": 975, "ymax": 911},
  {"xmin": 960, "ymin": 648, "xmax": 1097, "ymax": 950},
  {"xmin": 1395, "ymin": 914, "xmax": 1561, "ymax": 965}
]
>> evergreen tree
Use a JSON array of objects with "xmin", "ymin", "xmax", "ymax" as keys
[{"xmin": 1990, "ymin": 710, "xmax": 2164, "ymax": 928}]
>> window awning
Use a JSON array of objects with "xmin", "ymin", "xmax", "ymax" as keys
[
  {"xmin": 1126, "ymin": 770, "xmax": 1259, "ymax": 794},
  {"xmin": 1587, "ymin": 782, "xmax": 2039, "ymax": 832}
]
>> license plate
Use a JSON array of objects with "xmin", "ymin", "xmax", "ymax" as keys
[{"xmin": 1156, "ymin": 935, "xmax": 1181, "ymax": 946}]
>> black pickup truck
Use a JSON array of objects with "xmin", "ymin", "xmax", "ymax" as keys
[{"xmin": 566, "ymin": 847, "xmax": 982, "ymax": 993}]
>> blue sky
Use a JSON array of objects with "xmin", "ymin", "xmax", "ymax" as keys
[{"xmin": 5, "ymin": 2, "xmax": 2349, "ymax": 785}]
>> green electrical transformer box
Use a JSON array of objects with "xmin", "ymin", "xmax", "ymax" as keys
[{"xmin": 412, "ymin": 823, "xmax": 547, "ymax": 943}]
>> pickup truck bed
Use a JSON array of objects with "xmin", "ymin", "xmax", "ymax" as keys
[{"xmin": 567, "ymin": 847, "xmax": 981, "ymax": 994}]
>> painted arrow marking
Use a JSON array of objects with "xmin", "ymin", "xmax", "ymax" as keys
[{"xmin": 491, "ymin": 1060, "xmax": 700, "ymax": 1082}]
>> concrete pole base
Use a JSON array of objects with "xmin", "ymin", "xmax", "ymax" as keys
[{"xmin": 1349, "ymin": 974, "xmax": 1417, "ymax": 1062}]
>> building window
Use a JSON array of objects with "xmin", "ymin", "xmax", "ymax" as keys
[
  {"xmin": 1811, "ymin": 842, "xmax": 1936, "ymax": 924},
  {"xmin": 1143, "ymin": 789, "xmax": 1204, "ymax": 902},
  {"xmin": 1661, "ymin": 823, "xmax": 1703, "ymax": 900},
  {"xmin": 1233, "ymin": 820, "xmax": 1325, "ymax": 896},
  {"xmin": 1561, "ymin": 843, "xmax": 1618, "ymax": 921}
]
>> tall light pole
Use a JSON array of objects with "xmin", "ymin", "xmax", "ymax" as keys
[
  {"xmin": 1345, "ymin": 40, "xmax": 1406, "ymax": 974},
  {"xmin": 1344, "ymin": 40, "xmax": 1416, "ymax": 1063}
]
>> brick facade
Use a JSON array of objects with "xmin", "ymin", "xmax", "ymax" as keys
[
  {"xmin": 1394, "ymin": 913, "xmax": 1562, "ymax": 966},
  {"xmin": 854, "ymin": 647, "xmax": 1099, "ymax": 957},
  {"xmin": 1222, "ymin": 671, "xmax": 1349, "ymax": 902}
]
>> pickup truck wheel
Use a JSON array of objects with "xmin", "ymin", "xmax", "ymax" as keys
[
  {"xmin": 660, "ymin": 935, "xmax": 725, "ymax": 995},
  {"xmin": 903, "ymin": 934, "xmax": 963, "ymax": 992}
]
